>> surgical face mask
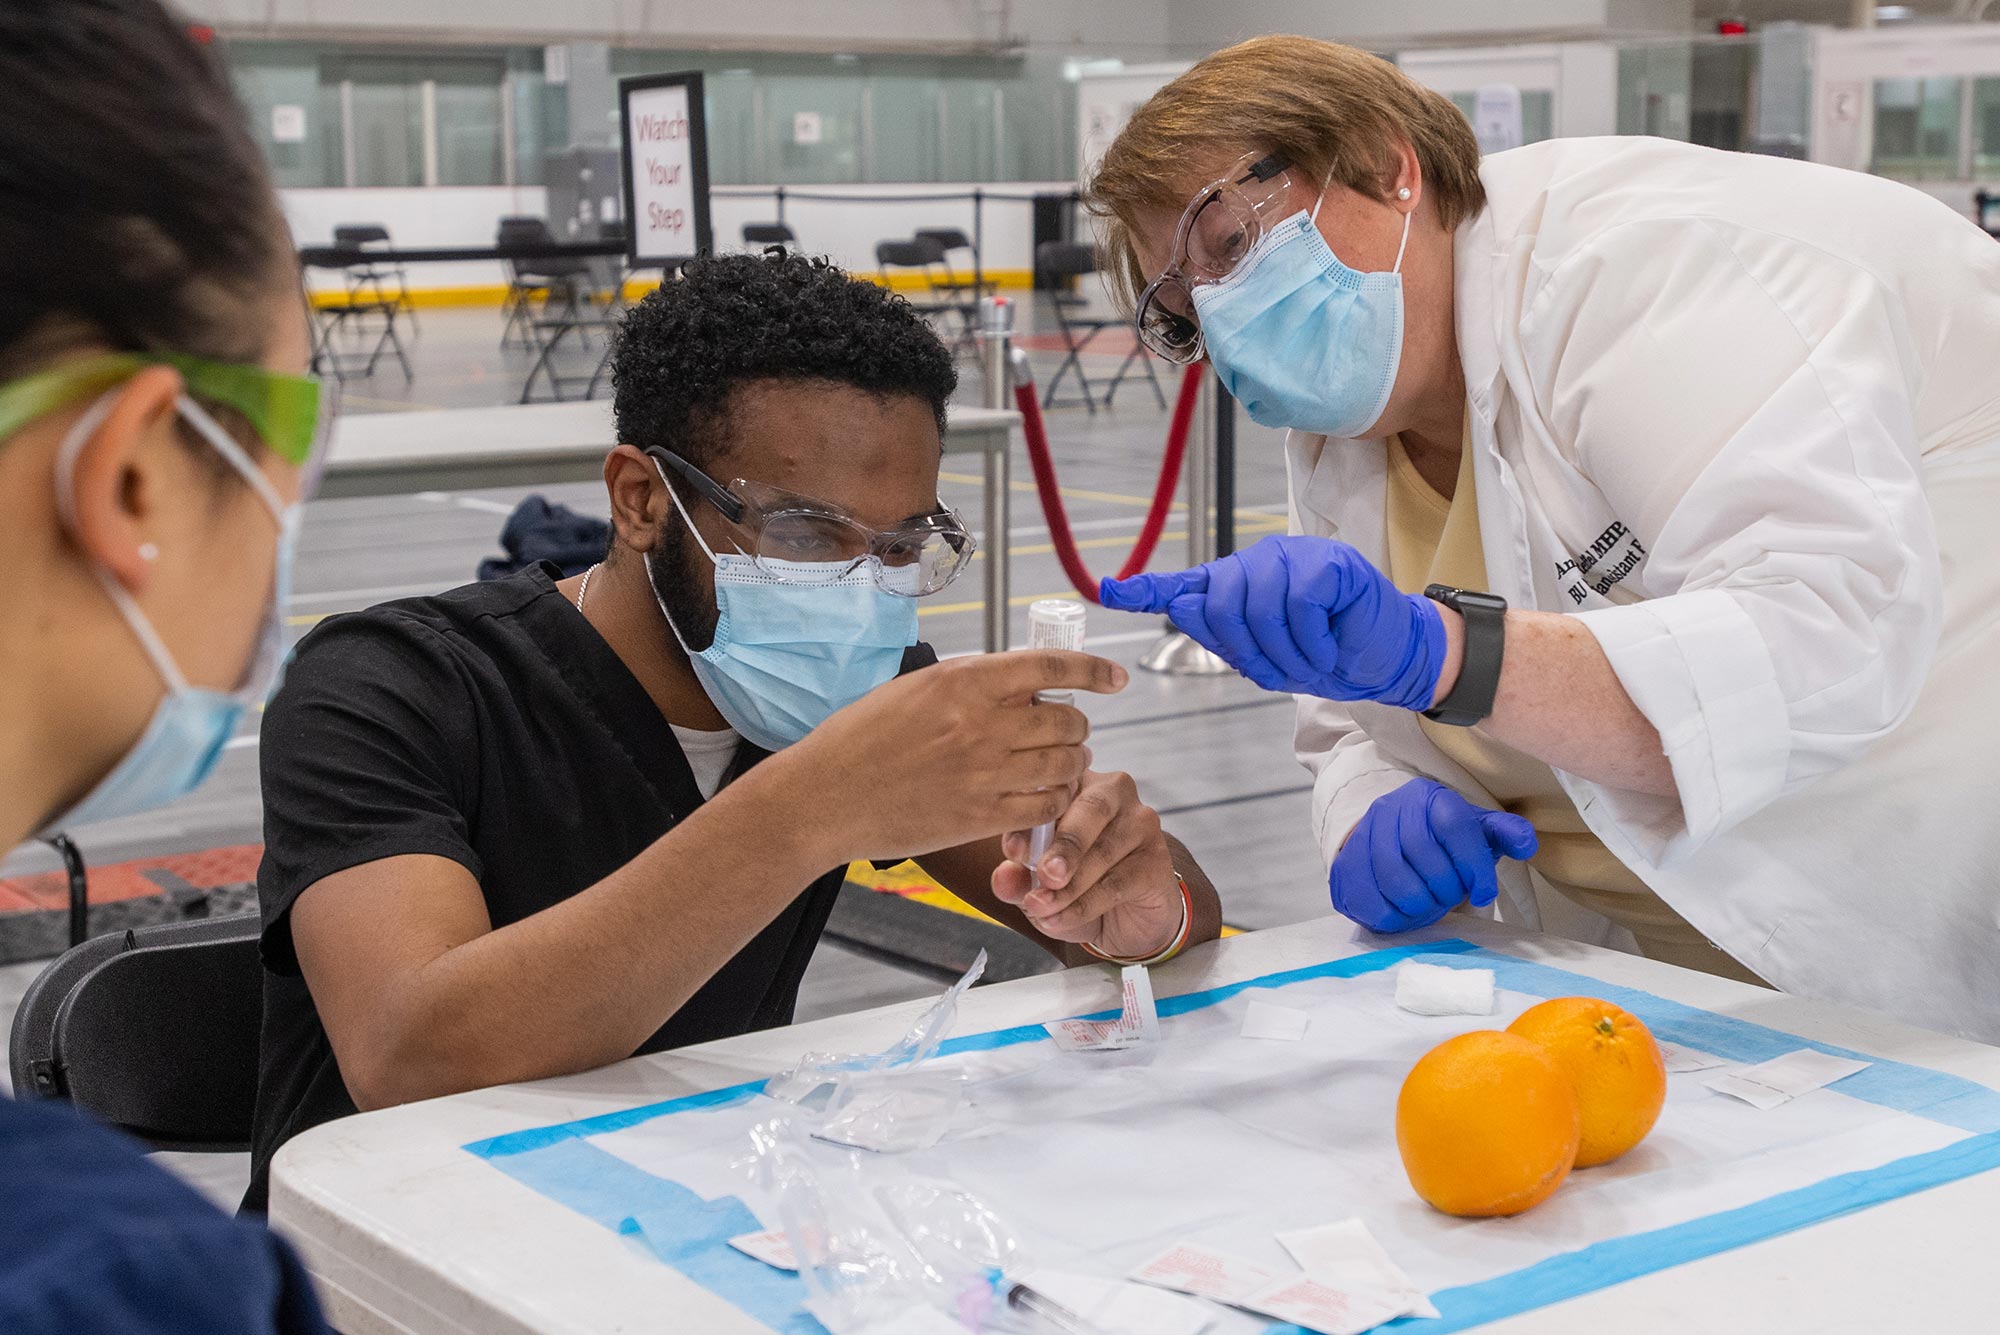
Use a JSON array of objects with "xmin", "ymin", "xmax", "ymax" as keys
[
  {"xmin": 1191, "ymin": 202, "xmax": 1412, "ymax": 437},
  {"xmin": 645, "ymin": 460, "xmax": 917, "ymax": 752},
  {"xmin": 38, "ymin": 393, "xmax": 299, "ymax": 835}
]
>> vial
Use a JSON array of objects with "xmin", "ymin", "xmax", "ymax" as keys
[
  {"xmin": 1025, "ymin": 600, "xmax": 1087, "ymax": 888},
  {"xmin": 1027, "ymin": 598, "xmax": 1087, "ymax": 654}
]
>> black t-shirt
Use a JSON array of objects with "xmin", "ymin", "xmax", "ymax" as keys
[{"xmin": 246, "ymin": 563, "xmax": 934, "ymax": 1210}]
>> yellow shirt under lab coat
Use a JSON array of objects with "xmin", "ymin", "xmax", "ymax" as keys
[{"xmin": 1381, "ymin": 434, "xmax": 1762, "ymax": 985}]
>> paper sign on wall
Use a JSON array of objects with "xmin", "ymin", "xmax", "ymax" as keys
[
  {"xmin": 792, "ymin": 111, "xmax": 823, "ymax": 145},
  {"xmin": 1472, "ymin": 84, "xmax": 1524, "ymax": 155},
  {"xmin": 271, "ymin": 105, "xmax": 307, "ymax": 144},
  {"xmin": 619, "ymin": 71, "xmax": 712, "ymax": 268}
]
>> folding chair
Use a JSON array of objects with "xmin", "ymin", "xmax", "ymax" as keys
[
  {"xmin": 1033, "ymin": 240, "xmax": 1166, "ymax": 413},
  {"xmin": 509, "ymin": 219, "xmax": 622, "ymax": 404},
  {"xmin": 8, "ymin": 914, "xmax": 265, "ymax": 1152},
  {"xmin": 742, "ymin": 222, "xmax": 796, "ymax": 250},
  {"xmin": 878, "ymin": 237, "xmax": 979, "ymax": 361},
  {"xmin": 301, "ymin": 256, "xmax": 413, "ymax": 385},
  {"xmin": 332, "ymin": 223, "xmax": 419, "ymax": 337},
  {"xmin": 497, "ymin": 216, "xmax": 593, "ymax": 351},
  {"xmin": 914, "ymin": 228, "xmax": 994, "ymax": 304}
]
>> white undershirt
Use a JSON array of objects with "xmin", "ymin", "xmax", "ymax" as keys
[{"xmin": 669, "ymin": 723, "xmax": 740, "ymax": 801}]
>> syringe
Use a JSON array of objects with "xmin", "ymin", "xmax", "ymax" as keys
[{"xmin": 1025, "ymin": 599, "xmax": 1088, "ymax": 890}]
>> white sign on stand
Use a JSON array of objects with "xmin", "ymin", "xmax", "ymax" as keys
[{"xmin": 619, "ymin": 71, "xmax": 712, "ymax": 269}]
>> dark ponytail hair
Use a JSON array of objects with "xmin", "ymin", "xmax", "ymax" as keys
[{"xmin": 0, "ymin": 0, "xmax": 290, "ymax": 379}]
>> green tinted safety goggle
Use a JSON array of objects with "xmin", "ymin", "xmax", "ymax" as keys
[{"xmin": 0, "ymin": 351, "xmax": 326, "ymax": 469}]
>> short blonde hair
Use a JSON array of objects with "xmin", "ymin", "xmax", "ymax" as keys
[{"xmin": 1085, "ymin": 35, "xmax": 1485, "ymax": 310}]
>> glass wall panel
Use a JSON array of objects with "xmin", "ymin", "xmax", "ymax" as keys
[
  {"xmin": 939, "ymin": 79, "xmax": 998, "ymax": 180},
  {"xmin": 227, "ymin": 43, "xmax": 342, "ymax": 188},
  {"xmin": 428, "ymin": 58, "xmax": 507, "ymax": 186},
  {"xmin": 1973, "ymin": 77, "xmax": 2000, "ymax": 176},
  {"xmin": 762, "ymin": 75, "xmax": 865, "ymax": 184},
  {"xmin": 1689, "ymin": 43, "xmax": 1752, "ymax": 151},
  {"xmin": 506, "ymin": 51, "xmax": 564, "ymax": 188},
  {"xmin": 1001, "ymin": 57, "xmax": 1074, "ymax": 180},
  {"xmin": 223, "ymin": 39, "xmax": 1085, "ymax": 189},
  {"xmin": 1618, "ymin": 44, "xmax": 1693, "ymax": 140},
  {"xmin": 1871, "ymin": 77, "xmax": 1963, "ymax": 180},
  {"xmin": 337, "ymin": 57, "xmax": 425, "ymax": 187},
  {"xmin": 1446, "ymin": 89, "xmax": 1554, "ymax": 149},
  {"xmin": 703, "ymin": 69, "xmax": 759, "ymax": 186},
  {"xmin": 869, "ymin": 73, "xmax": 945, "ymax": 183}
]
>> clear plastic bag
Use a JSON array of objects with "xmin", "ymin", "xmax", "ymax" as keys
[
  {"xmin": 740, "ymin": 1117, "xmax": 1024, "ymax": 1333},
  {"xmin": 765, "ymin": 949, "xmax": 988, "ymax": 1108},
  {"xmin": 763, "ymin": 949, "xmax": 988, "ymax": 1154},
  {"xmin": 733, "ymin": 950, "xmax": 1055, "ymax": 1332}
]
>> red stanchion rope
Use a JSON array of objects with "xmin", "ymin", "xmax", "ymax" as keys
[{"xmin": 1014, "ymin": 360, "xmax": 1205, "ymax": 604}]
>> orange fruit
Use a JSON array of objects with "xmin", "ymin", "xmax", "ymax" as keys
[
  {"xmin": 1396, "ymin": 1030, "xmax": 1580, "ymax": 1217},
  {"xmin": 1507, "ymin": 997, "xmax": 1666, "ymax": 1168}
]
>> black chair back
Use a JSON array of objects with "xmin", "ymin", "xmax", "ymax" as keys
[
  {"xmin": 496, "ymin": 215, "xmax": 554, "ymax": 247},
  {"xmin": 876, "ymin": 237, "xmax": 947, "ymax": 270},
  {"xmin": 742, "ymin": 222, "xmax": 796, "ymax": 246},
  {"xmin": 332, "ymin": 223, "xmax": 391, "ymax": 249},
  {"xmin": 915, "ymin": 227, "xmax": 973, "ymax": 255},
  {"xmin": 7, "ymin": 914, "xmax": 265, "ymax": 1151},
  {"xmin": 498, "ymin": 216, "xmax": 590, "ymax": 280},
  {"xmin": 1036, "ymin": 239, "xmax": 1100, "ymax": 281}
]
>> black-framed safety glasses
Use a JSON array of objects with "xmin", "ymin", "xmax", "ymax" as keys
[
  {"xmin": 1133, "ymin": 151, "xmax": 1312, "ymax": 365},
  {"xmin": 647, "ymin": 446, "xmax": 977, "ymax": 597}
]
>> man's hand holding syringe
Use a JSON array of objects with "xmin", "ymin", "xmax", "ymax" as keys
[{"xmin": 988, "ymin": 600, "xmax": 1212, "ymax": 966}]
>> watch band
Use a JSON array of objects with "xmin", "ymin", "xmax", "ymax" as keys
[{"xmin": 1422, "ymin": 584, "xmax": 1507, "ymax": 727}]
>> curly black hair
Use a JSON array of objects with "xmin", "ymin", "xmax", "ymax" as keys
[{"xmin": 610, "ymin": 251, "xmax": 958, "ymax": 470}]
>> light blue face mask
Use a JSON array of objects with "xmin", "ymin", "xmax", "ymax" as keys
[
  {"xmin": 645, "ymin": 460, "xmax": 918, "ymax": 753},
  {"xmin": 38, "ymin": 391, "xmax": 299, "ymax": 835},
  {"xmin": 1191, "ymin": 202, "xmax": 1412, "ymax": 437}
]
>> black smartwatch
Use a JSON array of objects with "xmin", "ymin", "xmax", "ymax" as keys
[{"xmin": 1422, "ymin": 584, "xmax": 1507, "ymax": 727}]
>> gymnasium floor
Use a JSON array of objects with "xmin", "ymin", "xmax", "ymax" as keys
[{"xmin": 1, "ymin": 297, "xmax": 1334, "ymax": 1203}]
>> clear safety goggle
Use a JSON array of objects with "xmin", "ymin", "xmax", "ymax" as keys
[
  {"xmin": 647, "ymin": 445, "xmax": 977, "ymax": 598},
  {"xmin": 1133, "ymin": 150, "xmax": 1316, "ymax": 365},
  {"xmin": 0, "ymin": 351, "xmax": 336, "ymax": 499}
]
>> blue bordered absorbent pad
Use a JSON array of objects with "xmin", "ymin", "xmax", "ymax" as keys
[{"xmin": 464, "ymin": 940, "xmax": 2000, "ymax": 1334}]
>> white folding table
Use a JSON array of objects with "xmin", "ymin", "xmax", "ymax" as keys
[{"xmin": 269, "ymin": 916, "xmax": 2000, "ymax": 1334}]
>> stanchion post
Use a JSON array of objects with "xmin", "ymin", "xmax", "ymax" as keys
[
  {"xmin": 979, "ymin": 296, "xmax": 1014, "ymax": 654},
  {"xmin": 1214, "ymin": 381, "xmax": 1237, "ymax": 557},
  {"xmin": 972, "ymin": 188, "xmax": 986, "ymax": 298},
  {"xmin": 774, "ymin": 185, "xmax": 786, "ymax": 224},
  {"xmin": 1141, "ymin": 365, "xmax": 1235, "ymax": 675},
  {"xmin": 1185, "ymin": 370, "xmax": 1214, "ymax": 568}
]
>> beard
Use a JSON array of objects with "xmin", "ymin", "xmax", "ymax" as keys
[{"xmin": 645, "ymin": 514, "xmax": 721, "ymax": 654}]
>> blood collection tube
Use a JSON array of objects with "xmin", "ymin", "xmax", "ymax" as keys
[{"xmin": 1026, "ymin": 599, "xmax": 1087, "ymax": 889}]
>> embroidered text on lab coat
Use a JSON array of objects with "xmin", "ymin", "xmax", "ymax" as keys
[{"xmin": 1554, "ymin": 521, "xmax": 1647, "ymax": 605}]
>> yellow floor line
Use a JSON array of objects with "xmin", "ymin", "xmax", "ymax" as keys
[
  {"xmin": 1009, "ymin": 515, "xmax": 1288, "ymax": 558},
  {"xmin": 938, "ymin": 470, "xmax": 1294, "ymax": 527},
  {"xmin": 938, "ymin": 470, "xmax": 1178, "ymax": 510},
  {"xmin": 914, "ymin": 589, "xmax": 1078, "ymax": 619}
]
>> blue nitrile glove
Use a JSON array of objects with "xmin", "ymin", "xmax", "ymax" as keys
[
  {"xmin": 1329, "ymin": 778, "xmax": 1539, "ymax": 933},
  {"xmin": 1100, "ymin": 536, "xmax": 1448, "ymax": 710}
]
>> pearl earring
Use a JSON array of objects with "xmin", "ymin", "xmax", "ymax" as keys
[
  {"xmin": 138, "ymin": 543, "xmax": 160, "ymax": 562},
  {"xmin": 1397, "ymin": 187, "xmax": 1412, "ymax": 201}
]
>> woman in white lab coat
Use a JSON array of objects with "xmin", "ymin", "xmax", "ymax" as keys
[{"xmin": 1087, "ymin": 35, "xmax": 2000, "ymax": 1040}]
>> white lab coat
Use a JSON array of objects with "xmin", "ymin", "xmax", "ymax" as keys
[{"xmin": 1292, "ymin": 137, "xmax": 2000, "ymax": 1040}]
